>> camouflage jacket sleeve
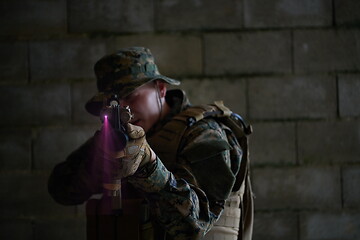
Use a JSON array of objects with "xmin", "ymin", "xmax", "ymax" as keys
[
  {"xmin": 48, "ymin": 134, "xmax": 103, "ymax": 205},
  {"xmin": 129, "ymin": 118, "xmax": 241, "ymax": 239}
]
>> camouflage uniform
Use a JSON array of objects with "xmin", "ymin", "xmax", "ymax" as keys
[{"xmin": 48, "ymin": 47, "xmax": 244, "ymax": 240}]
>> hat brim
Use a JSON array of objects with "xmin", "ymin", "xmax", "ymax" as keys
[{"xmin": 85, "ymin": 75, "xmax": 180, "ymax": 116}]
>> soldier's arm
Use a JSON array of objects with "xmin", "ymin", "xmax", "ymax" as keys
[
  {"xmin": 48, "ymin": 135, "xmax": 103, "ymax": 205},
  {"xmin": 129, "ymin": 119, "xmax": 237, "ymax": 239}
]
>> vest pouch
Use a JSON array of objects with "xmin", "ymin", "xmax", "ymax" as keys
[{"xmin": 203, "ymin": 191, "xmax": 242, "ymax": 240}]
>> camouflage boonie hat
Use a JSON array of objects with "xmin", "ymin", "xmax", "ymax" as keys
[{"xmin": 85, "ymin": 47, "xmax": 180, "ymax": 116}]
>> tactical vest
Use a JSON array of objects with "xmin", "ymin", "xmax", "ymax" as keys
[{"xmin": 147, "ymin": 101, "xmax": 254, "ymax": 240}]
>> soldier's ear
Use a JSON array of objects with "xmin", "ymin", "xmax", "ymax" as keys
[{"xmin": 155, "ymin": 80, "xmax": 167, "ymax": 98}]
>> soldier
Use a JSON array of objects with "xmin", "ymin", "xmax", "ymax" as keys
[{"xmin": 48, "ymin": 47, "xmax": 253, "ymax": 240}]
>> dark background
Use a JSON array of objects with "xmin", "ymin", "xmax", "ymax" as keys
[{"xmin": 0, "ymin": 0, "xmax": 359, "ymax": 239}]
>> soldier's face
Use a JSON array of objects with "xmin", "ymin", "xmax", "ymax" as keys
[{"xmin": 120, "ymin": 81, "xmax": 166, "ymax": 132}]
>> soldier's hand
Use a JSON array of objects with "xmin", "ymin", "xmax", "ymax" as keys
[
  {"xmin": 95, "ymin": 123, "xmax": 155, "ymax": 179},
  {"xmin": 116, "ymin": 123, "xmax": 155, "ymax": 178}
]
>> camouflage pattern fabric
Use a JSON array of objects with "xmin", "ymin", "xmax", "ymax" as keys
[
  {"xmin": 85, "ymin": 47, "xmax": 180, "ymax": 116},
  {"xmin": 48, "ymin": 89, "xmax": 241, "ymax": 240}
]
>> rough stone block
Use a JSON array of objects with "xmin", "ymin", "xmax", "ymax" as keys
[
  {"xmin": 0, "ymin": 173, "xmax": 75, "ymax": 217},
  {"xmin": 0, "ymin": 41, "xmax": 28, "ymax": 83},
  {"xmin": 156, "ymin": 0, "xmax": 243, "ymax": 31},
  {"xmin": 68, "ymin": 0, "xmax": 153, "ymax": 33},
  {"xmin": 335, "ymin": 0, "xmax": 360, "ymax": 26},
  {"xmin": 253, "ymin": 212, "xmax": 298, "ymax": 240},
  {"xmin": 298, "ymin": 120, "xmax": 360, "ymax": 164},
  {"xmin": 0, "ymin": 84, "xmax": 71, "ymax": 126},
  {"xmin": 300, "ymin": 211, "xmax": 360, "ymax": 240},
  {"xmin": 33, "ymin": 127, "xmax": 95, "ymax": 170},
  {"xmin": 29, "ymin": 39, "xmax": 107, "ymax": 81},
  {"xmin": 0, "ymin": 0, "xmax": 66, "ymax": 36},
  {"xmin": 114, "ymin": 35, "xmax": 202, "ymax": 77},
  {"xmin": 178, "ymin": 78, "xmax": 246, "ymax": 115},
  {"xmin": 0, "ymin": 219, "xmax": 33, "ymax": 239},
  {"xmin": 72, "ymin": 82, "xmax": 100, "ymax": 125},
  {"xmin": 35, "ymin": 218, "xmax": 86, "ymax": 240},
  {"xmin": 244, "ymin": 0, "xmax": 332, "ymax": 28},
  {"xmin": 248, "ymin": 75, "xmax": 337, "ymax": 120},
  {"xmin": 250, "ymin": 122, "xmax": 296, "ymax": 166},
  {"xmin": 338, "ymin": 74, "xmax": 360, "ymax": 117},
  {"xmin": 204, "ymin": 32, "xmax": 292, "ymax": 75},
  {"xmin": 343, "ymin": 166, "xmax": 360, "ymax": 208},
  {"xmin": 294, "ymin": 29, "xmax": 360, "ymax": 73},
  {"xmin": 252, "ymin": 166, "xmax": 341, "ymax": 210},
  {"xmin": 0, "ymin": 130, "xmax": 31, "ymax": 170}
]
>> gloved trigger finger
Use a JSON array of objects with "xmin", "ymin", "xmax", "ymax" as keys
[{"xmin": 126, "ymin": 123, "xmax": 145, "ymax": 139}]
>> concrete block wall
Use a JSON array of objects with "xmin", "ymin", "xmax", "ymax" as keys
[{"xmin": 0, "ymin": 0, "xmax": 359, "ymax": 239}]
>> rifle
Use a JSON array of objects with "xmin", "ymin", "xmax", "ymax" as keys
[{"xmin": 100, "ymin": 94, "xmax": 133, "ymax": 215}]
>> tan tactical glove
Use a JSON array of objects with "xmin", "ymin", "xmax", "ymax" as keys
[
  {"xmin": 117, "ymin": 123, "xmax": 155, "ymax": 177},
  {"xmin": 100, "ymin": 123, "xmax": 156, "ymax": 179}
]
